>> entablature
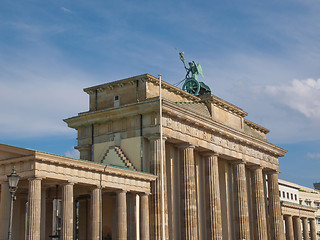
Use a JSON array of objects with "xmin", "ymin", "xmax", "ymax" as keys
[
  {"xmin": 0, "ymin": 148, "xmax": 156, "ymax": 194},
  {"xmin": 162, "ymin": 100, "xmax": 286, "ymax": 158}
]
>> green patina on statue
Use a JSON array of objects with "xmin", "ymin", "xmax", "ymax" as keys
[{"xmin": 179, "ymin": 51, "xmax": 211, "ymax": 96}]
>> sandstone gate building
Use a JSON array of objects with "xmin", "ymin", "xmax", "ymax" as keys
[{"xmin": 0, "ymin": 73, "xmax": 305, "ymax": 239}]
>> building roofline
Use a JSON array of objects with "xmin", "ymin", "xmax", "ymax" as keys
[
  {"xmin": 0, "ymin": 143, "xmax": 157, "ymax": 181},
  {"xmin": 83, "ymin": 73, "xmax": 201, "ymax": 102}
]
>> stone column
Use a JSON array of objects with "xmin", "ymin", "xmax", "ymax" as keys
[
  {"xmin": 0, "ymin": 182, "xmax": 10, "ymax": 240},
  {"xmin": 117, "ymin": 190, "xmax": 127, "ymax": 240},
  {"xmin": 204, "ymin": 153, "xmax": 222, "ymax": 240},
  {"xmin": 127, "ymin": 193, "xmax": 137, "ymax": 240},
  {"xmin": 140, "ymin": 193, "xmax": 150, "ymax": 240},
  {"xmin": 180, "ymin": 144, "xmax": 198, "ymax": 240},
  {"xmin": 76, "ymin": 145, "xmax": 92, "ymax": 161},
  {"xmin": 293, "ymin": 217, "xmax": 302, "ymax": 240},
  {"xmin": 91, "ymin": 187, "xmax": 102, "ymax": 240},
  {"xmin": 251, "ymin": 167, "xmax": 268, "ymax": 240},
  {"xmin": 61, "ymin": 182, "xmax": 74, "ymax": 240},
  {"xmin": 310, "ymin": 218, "xmax": 317, "ymax": 240},
  {"xmin": 45, "ymin": 197, "xmax": 53, "ymax": 240},
  {"xmin": 267, "ymin": 172, "xmax": 285, "ymax": 240},
  {"xmin": 41, "ymin": 188, "xmax": 47, "ymax": 240},
  {"xmin": 302, "ymin": 217, "xmax": 309, "ymax": 240},
  {"xmin": 78, "ymin": 198, "xmax": 89, "ymax": 240},
  {"xmin": 284, "ymin": 215, "xmax": 294, "ymax": 240},
  {"xmin": 149, "ymin": 135, "xmax": 168, "ymax": 240},
  {"xmin": 27, "ymin": 178, "xmax": 42, "ymax": 240},
  {"xmin": 233, "ymin": 162, "xmax": 250, "ymax": 240}
]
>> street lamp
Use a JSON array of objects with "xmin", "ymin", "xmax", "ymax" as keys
[{"xmin": 7, "ymin": 168, "xmax": 20, "ymax": 240}]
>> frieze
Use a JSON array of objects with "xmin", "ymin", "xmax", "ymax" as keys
[{"xmin": 162, "ymin": 115, "xmax": 278, "ymax": 164}]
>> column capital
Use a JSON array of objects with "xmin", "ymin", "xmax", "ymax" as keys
[
  {"xmin": 62, "ymin": 181, "xmax": 76, "ymax": 186},
  {"xmin": 201, "ymin": 151, "xmax": 218, "ymax": 157},
  {"xmin": 28, "ymin": 177, "xmax": 43, "ymax": 181},
  {"xmin": 90, "ymin": 185, "xmax": 103, "ymax": 190},
  {"xmin": 146, "ymin": 133, "xmax": 168, "ymax": 141},
  {"xmin": 138, "ymin": 192, "xmax": 150, "ymax": 197},
  {"xmin": 116, "ymin": 189, "xmax": 127, "ymax": 194},
  {"xmin": 248, "ymin": 164, "xmax": 264, "ymax": 170},
  {"xmin": 230, "ymin": 159, "xmax": 246, "ymax": 165},
  {"xmin": 265, "ymin": 169, "xmax": 281, "ymax": 175},
  {"xmin": 177, "ymin": 143, "xmax": 196, "ymax": 149},
  {"xmin": 75, "ymin": 144, "xmax": 91, "ymax": 151}
]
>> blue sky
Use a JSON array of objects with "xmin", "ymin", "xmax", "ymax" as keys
[{"xmin": 1, "ymin": 0, "xmax": 320, "ymax": 187}]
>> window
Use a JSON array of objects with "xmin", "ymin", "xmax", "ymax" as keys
[
  {"xmin": 114, "ymin": 95, "xmax": 120, "ymax": 107},
  {"xmin": 295, "ymin": 194, "xmax": 297, "ymax": 201},
  {"xmin": 287, "ymin": 192, "xmax": 289, "ymax": 199},
  {"xmin": 291, "ymin": 193, "xmax": 293, "ymax": 200},
  {"xmin": 316, "ymin": 217, "xmax": 320, "ymax": 224},
  {"xmin": 306, "ymin": 201, "xmax": 311, "ymax": 206},
  {"xmin": 283, "ymin": 191, "xmax": 285, "ymax": 198},
  {"xmin": 279, "ymin": 191, "xmax": 281, "ymax": 197},
  {"xmin": 315, "ymin": 202, "xmax": 320, "ymax": 209}
]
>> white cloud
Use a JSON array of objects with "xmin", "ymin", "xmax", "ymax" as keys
[
  {"xmin": 264, "ymin": 78, "xmax": 320, "ymax": 120},
  {"xmin": 0, "ymin": 55, "xmax": 92, "ymax": 138},
  {"xmin": 65, "ymin": 149, "xmax": 80, "ymax": 159},
  {"xmin": 61, "ymin": 7, "xmax": 72, "ymax": 14},
  {"xmin": 306, "ymin": 153, "xmax": 320, "ymax": 159}
]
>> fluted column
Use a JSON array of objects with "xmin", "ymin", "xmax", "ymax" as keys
[
  {"xmin": 233, "ymin": 162, "xmax": 250, "ymax": 240},
  {"xmin": 149, "ymin": 135, "xmax": 168, "ymax": 240},
  {"xmin": 204, "ymin": 153, "xmax": 222, "ymax": 240},
  {"xmin": 284, "ymin": 215, "xmax": 294, "ymax": 240},
  {"xmin": 310, "ymin": 218, "xmax": 317, "ymax": 240},
  {"xmin": 0, "ymin": 182, "xmax": 10, "ymax": 240},
  {"xmin": 117, "ymin": 190, "xmax": 127, "ymax": 240},
  {"xmin": 251, "ymin": 167, "xmax": 268, "ymax": 240},
  {"xmin": 127, "ymin": 193, "xmax": 137, "ymax": 240},
  {"xmin": 91, "ymin": 187, "xmax": 102, "ymax": 240},
  {"xmin": 180, "ymin": 144, "xmax": 198, "ymax": 240},
  {"xmin": 302, "ymin": 217, "xmax": 309, "ymax": 240},
  {"xmin": 268, "ymin": 172, "xmax": 285, "ymax": 240},
  {"xmin": 61, "ymin": 182, "xmax": 74, "ymax": 240},
  {"xmin": 26, "ymin": 178, "xmax": 42, "ymax": 240},
  {"xmin": 140, "ymin": 193, "xmax": 150, "ymax": 240},
  {"xmin": 40, "ymin": 188, "xmax": 47, "ymax": 240},
  {"xmin": 293, "ymin": 217, "xmax": 302, "ymax": 240}
]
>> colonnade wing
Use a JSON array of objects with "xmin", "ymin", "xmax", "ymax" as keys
[{"xmin": 0, "ymin": 145, "xmax": 156, "ymax": 240}]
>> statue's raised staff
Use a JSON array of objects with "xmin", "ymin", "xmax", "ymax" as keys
[{"xmin": 179, "ymin": 51, "xmax": 211, "ymax": 96}]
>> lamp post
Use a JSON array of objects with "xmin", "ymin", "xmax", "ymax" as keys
[{"xmin": 7, "ymin": 168, "xmax": 20, "ymax": 240}]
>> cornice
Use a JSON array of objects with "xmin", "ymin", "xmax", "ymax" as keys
[
  {"xmin": 64, "ymin": 99, "xmax": 160, "ymax": 128},
  {"xmin": 281, "ymin": 201, "xmax": 317, "ymax": 212},
  {"xmin": 64, "ymin": 98, "xmax": 286, "ymax": 157},
  {"xmin": 244, "ymin": 119, "xmax": 270, "ymax": 134},
  {"xmin": 162, "ymin": 99, "xmax": 287, "ymax": 157},
  {"xmin": 34, "ymin": 151, "xmax": 157, "ymax": 181},
  {"xmin": 83, "ymin": 73, "xmax": 201, "ymax": 102},
  {"xmin": 200, "ymin": 94, "xmax": 248, "ymax": 117}
]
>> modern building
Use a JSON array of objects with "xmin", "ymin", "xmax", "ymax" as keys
[
  {"xmin": 298, "ymin": 182, "xmax": 320, "ymax": 239},
  {"xmin": 0, "ymin": 73, "xmax": 311, "ymax": 240},
  {"xmin": 278, "ymin": 179, "xmax": 318, "ymax": 240}
]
